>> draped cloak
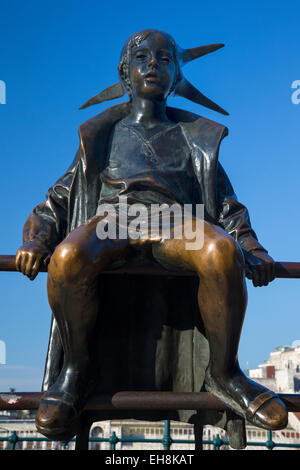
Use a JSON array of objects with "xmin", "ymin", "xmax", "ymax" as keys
[{"xmin": 22, "ymin": 101, "xmax": 266, "ymax": 448}]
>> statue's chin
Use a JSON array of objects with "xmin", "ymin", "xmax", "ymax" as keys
[{"xmin": 133, "ymin": 84, "xmax": 168, "ymax": 101}]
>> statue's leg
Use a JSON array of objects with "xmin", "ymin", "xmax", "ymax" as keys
[
  {"xmin": 152, "ymin": 219, "xmax": 288, "ymax": 431},
  {"xmin": 36, "ymin": 215, "xmax": 130, "ymax": 440}
]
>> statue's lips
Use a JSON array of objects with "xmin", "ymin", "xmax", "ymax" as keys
[{"xmin": 144, "ymin": 73, "xmax": 160, "ymax": 83}]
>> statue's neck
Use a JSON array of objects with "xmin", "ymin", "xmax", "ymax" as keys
[{"xmin": 126, "ymin": 97, "xmax": 171, "ymax": 129}]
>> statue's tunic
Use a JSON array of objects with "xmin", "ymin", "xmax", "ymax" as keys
[{"xmin": 98, "ymin": 120, "xmax": 198, "ymax": 208}]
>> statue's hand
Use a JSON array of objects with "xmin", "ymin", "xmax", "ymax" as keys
[
  {"xmin": 16, "ymin": 240, "xmax": 51, "ymax": 281},
  {"xmin": 244, "ymin": 250, "xmax": 276, "ymax": 287}
]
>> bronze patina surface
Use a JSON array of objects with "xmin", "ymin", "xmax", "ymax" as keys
[{"xmin": 15, "ymin": 29, "xmax": 288, "ymax": 446}]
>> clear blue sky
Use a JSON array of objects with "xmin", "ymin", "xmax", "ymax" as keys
[{"xmin": 0, "ymin": 0, "xmax": 300, "ymax": 391}]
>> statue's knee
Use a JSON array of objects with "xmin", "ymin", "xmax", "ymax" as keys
[
  {"xmin": 49, "ymin": 241, "xmax": 89, "ymax": 284},
  {"xmin": 202, "ymin": 234, "xmax": 243, "ymax": 272}
]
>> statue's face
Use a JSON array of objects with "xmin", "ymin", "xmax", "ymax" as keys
[{"xmin": 129, "ymin": 33, "xmax": 176, "ymax": 100}]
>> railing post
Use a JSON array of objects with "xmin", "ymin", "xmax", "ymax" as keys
[
  {"xmin": 265, "ymin": 430, "xmax": 275, "ymax": 450},
  {"xmin": 213, "ymin": 434, "xmax": 223, "ymax": 450},
  {"xmin": 109, "ymin": 431, "xmax": 119, "ymax": 450},
  {"xmin": 9, "ymin": 431, "xmax": 18, "ymax": 450},
  {"xmin": 162, "ymin": 420, "xmax": 172, "ymax": 450}
]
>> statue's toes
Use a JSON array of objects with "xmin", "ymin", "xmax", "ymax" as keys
[
  {"xmin": 247, "ymin": 393, "xmax": 288, "ymax": 430},
  {"xmin": 36, "ymin": 396, "xmax": 79, "ymax": 441}
]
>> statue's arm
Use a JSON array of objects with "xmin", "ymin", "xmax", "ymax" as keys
[
  {"xmin": 16, "ymin": 148, "xmax": 81, "ymax": 279},
  {"xmin": 23, "ymin": 164, "xmax": 74, "ymax": 249},
  {"xmin": 216, "ymin": 162, "xmax": 266, "ymax": 253},
  {"xmin": 216, "ymin": 162, "xmax": 275, "ymax": 286}
]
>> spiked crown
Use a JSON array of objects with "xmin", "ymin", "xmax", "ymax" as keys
[{"xmin": 79, "ymin": 30, "xmax": 228, "ymax": 116}]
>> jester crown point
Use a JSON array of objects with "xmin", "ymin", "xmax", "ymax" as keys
[{"xmin": 79, "ymin": 41, "xmax": 228, "ymax": 116}]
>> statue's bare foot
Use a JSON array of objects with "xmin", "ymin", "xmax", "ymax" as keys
[
  {"xmin": 36, "ymin": 366, "xmax": 94, "ymax": 441},
  {"xmin": 205, "ymin": 367, "xmax": 288, "ymax": 430}
]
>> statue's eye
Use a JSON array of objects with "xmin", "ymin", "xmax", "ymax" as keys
[
  {"xmin": 136, "ymin": 53, "xmax": 147, "ymax": 61},
  {"xmin": 160, "ymin": 56, "xmax": 171, "ymax": 64}
]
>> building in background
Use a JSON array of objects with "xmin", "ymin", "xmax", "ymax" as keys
[{"xmin": 248, "ymin": 342, "xmax": 300, "ymax": 393}]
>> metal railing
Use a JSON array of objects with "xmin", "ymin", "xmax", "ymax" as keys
[
  {"xmin": 1, "ymin": 423, "xmax": 300, "ymax": 450},
  {"xmin": 2, "ymin": 255, "xmax": 300, "ymax": 277}
]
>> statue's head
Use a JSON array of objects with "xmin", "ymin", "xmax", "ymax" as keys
[
  {"xmin": 118, "ymin": 29, "xmax": 181, "ymax": 101},
  {"xmin": 79, "ymin": 30, "xmax": 229, "ymax": 116}
]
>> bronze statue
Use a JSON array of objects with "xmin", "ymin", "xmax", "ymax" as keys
[{"xmin": 15, "ymin": 29, "xmax": 288, "ymax": 443}]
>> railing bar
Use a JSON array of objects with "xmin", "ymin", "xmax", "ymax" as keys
[
  {"xmin": 1, "ymin": 255, "xmax": 300, "ymax": 279},
  {"xmin": 1, "ymin": 391, "xmax": 300, "ymax": 412}
]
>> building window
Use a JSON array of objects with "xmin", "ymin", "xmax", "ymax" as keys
[{"xmin": 91, "ymin": 426, "xmax": 103, "ymax": 438}]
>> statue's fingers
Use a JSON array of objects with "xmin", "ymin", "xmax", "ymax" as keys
[
  {"xmin": 43, "ymin": 254, "xmax": 51, "ymax": 267},
  {"xmin": 29, "ymin": 256, "xmax": 43, "ymax": 280},
  {"xmin": 260, "ymin": 266, "xmax": 271, "ymax": 286},
  {"xmin": 252, "ymin": 267, "xmax": 262, "ymax": 287},
  {"xmin": 257, "ymin": 263, "xmax": 271, "ymax": 286},
  {"xmin": 15, "ymin": 252, "xmax": 22, "ymax": 272},
  {"xmin": 20, "ymin": 252, "xmax": 29, "ymax": 275},
  {"xmin": 258, "ymin": 265, "xmax": 267, "ymax": 286},
  {"xmin": 24, "ymin": 254, "xmax": 36, "ymax": 278}
]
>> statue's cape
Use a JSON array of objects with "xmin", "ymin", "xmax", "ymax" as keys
[{"xmin": 24, "ymin": 102, "xmax": 262, "ymax": 449}]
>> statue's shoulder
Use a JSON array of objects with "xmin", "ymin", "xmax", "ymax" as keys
[
  {"xmin": 167, "ymin": 106, "xmax": 228, "ymax": 143},
  {"xmin": 78, "ymin": 102, "xmax": 131, "ymax": 143}
]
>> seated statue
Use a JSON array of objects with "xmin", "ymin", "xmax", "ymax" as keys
[{"xmin": 16, "ymin": 29, "xmax": 288, "ymax": 442}]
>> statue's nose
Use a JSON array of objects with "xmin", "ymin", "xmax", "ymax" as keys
[{"xmin": 148, "ymin": 55, "xmax": 158, "ymax": 68}]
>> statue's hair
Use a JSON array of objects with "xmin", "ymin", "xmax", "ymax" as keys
[{"xmin": 118, "ymin": 29, "xmax": 181, "ymax": 99}]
